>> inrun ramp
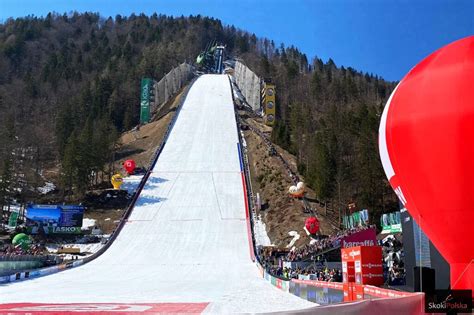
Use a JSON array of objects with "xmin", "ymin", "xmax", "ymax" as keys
[{"xmin": 0, "ymin": 75, "xmax": 314, "ymax": 314}]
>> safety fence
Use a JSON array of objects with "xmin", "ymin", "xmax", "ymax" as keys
[
  {"xmin": 231, "ymin": 74, "xmax": 258, "ymax": 262},
  {"xmin": 234, "ymin": 60, "xmax": 261, "ymax": 112},
  {"xmin": 151, "ymin": 63, "xmax": 195, "ymax": 116},
  {"xmin": 0, "ymin": 75, "xmax": 199, "ymax": 285}
]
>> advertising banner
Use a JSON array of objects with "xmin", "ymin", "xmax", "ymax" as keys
[
  {"xmin": 140, "ymin": 78, "xmax": 152, "ymax": 124},
  {"xmin": 290, "ymin": 280, "xmax": 344, "ymax": 305},
  {"xmin": 341, "ymin": 228, "xmax": 377, "ymax": 248},
  {"xmin": 343, "ymin": 209, "xmax": 369, "ymax": 229},
  {"xmin": 380, "ymin": 211, "xmax": 402, "ymax": 234},
  {"xmin": 341, "ymin": 246, "xmax": 384, "ymax": 286},
  {"xmin": 26, "ymin": 205, "xmax": 84, "ymax": 234},
  {"xmin": 8, "ymin": 211, "xmax": 19, "ymax": 228}
]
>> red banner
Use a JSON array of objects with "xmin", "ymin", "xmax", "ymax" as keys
[
  {"xmin": 341, "ymin": 246, "xmax": 384, "ymax": 287},
  {"xmin": 0, "ymin": 303, "xmax": 209, "ymax": 314},
  {"xmin": 341, "ymin": 228, "xmax": 377, "ymax": 248}
]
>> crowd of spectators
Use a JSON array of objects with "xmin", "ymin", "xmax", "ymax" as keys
[
  {"xmin": 261, "ymin": 230, "xmax": 406, "ymax": 286},
  {"xmin": 287, "ymin": 266, "xmax": 342, "ymax": 282},
  {"xmin": 263, "ymin": 262, "xmax": 342, "ymax": 282},
  {"xmin": 286, "ymin": 225, "xmax": 374, "ymax": 262},
  {"xmin": 0, "ymin": 243, "xmax": 46, "ymax": 257},
  {"xmin": 259, "ymin": 219, "xmax": 407, "ymax": 287},
  {"xmin": 381, "ymin": 235, "xmax": 405, "ymax": 285},
  {"xmin": 259, "ymin": 245, "xmax": 343, "ymax": 282}
]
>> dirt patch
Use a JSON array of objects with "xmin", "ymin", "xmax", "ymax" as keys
[
  {"xmin": 83, "ymin": 208, "xmax": 126, "ymax": 234},
  {"xmin": 242, "ymin": 113, "xmax": 338, "ymax": 249}
]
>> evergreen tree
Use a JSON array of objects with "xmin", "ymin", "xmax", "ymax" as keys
[
  {"xmin": 61, "ymin": 131, "xmax": 79, "ymax": 195},
  {"xmin": 308, "ymin": 133, "xmax": 336, "ymax": 200}
]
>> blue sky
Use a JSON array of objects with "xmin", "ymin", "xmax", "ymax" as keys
[{"xmin": 1, "ymin": 0, "xmax": 472, "ymax": 81}]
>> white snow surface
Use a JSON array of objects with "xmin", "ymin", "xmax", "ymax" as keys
[
  {"xmin": 37, "ymin": 182, "xmax": 56, "ymax": 194},
  {"xmin": 287, "ymin": 231, "xmax": 301, "ymax": 248},
  {"xmin": 121, "ymin": 174, "xmax": 144, "ymax": 194},
  {"xmin": 254, "ymin": 215, "xmax": 273, "ymax": 246},
  {"xmin": 0, "ymin": 75, "xmax": 314, "ymax": 313},
  {"xmin": 81, "ymin": 218, "xmax": 96, "ymax": 230}
]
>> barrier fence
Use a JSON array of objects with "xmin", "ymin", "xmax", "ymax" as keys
[
  {"xmin": 234, "ymin": 61, "xmax": 261, "ymax": 112},
  {"xmin": 151, "ymin": 63, "xmax": 195, "ymax": 116}
]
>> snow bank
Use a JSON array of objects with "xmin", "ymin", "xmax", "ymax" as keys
[
  {"xmin": 37, "ymin": 182, "xmax": 56, "ymax": 194},
  {"xmin": 82, "ymin": 218, "xmax": 96, "ymax": 230},
  {"xmin": 287, "ymin": 231, "xmax": 300, "ymax": 248},
  {"xmin": 253, "ymin": 215, "xmax": 272, "ymax": 246},
  {"xmin": 121, "ymin": 174, "xmax": 143, "ymax": 194}
]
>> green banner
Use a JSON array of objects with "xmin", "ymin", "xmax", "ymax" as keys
[
  {"xmin": 271, "ymin": 277, "xmax": 276, "ymax": 285},
  {"xmin": 8, "ymin": 211, "xmax": 19, "ymax": 228},
  {"xmin": 343, "ymin": 209, "xmax": 369, "ymax": 229},
  {"xmin": 140, "ymin": 78, "xmax": 152, "ymax": 124},
  {"xmin": 380, "ymin": 211, "xmax": 402, "ymax": 234}
]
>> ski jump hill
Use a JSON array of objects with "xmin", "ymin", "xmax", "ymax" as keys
[{"xmin": 0, "ymin": 75, "xmax": 314, "ymax": 314}]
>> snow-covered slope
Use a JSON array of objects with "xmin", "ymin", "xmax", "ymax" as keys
[{"xmin": 0, "ymin": 75, "xmax": 314, "ymax": 313}]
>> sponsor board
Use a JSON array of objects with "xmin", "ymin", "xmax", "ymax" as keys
[
  {"xmin": 140, "ymin": 78, "xmax": 152, "ymax": 124},
  {"xmin": 26, "ymin": 204, "xmax": 84, "ymax": 234},
  {"xmin": 341, "ymin": 228, "xmax": 377, "ymax": 248},
  {"xmin": 380, "ymin": 211, "xmax": 402, "ymax": 234},
  {"xmin": 292, "ymin": 279, "xmax": 344, "ymax": 290},
  {"xmin": 290, "ymin": 280, "xmax": 344, "ymax": 305}
]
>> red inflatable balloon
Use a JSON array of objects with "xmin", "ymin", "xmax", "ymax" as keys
[
  {"xmin": 305, "ymin": 217, "xmax": 319, "ymax": 235},
  {"xmin": 123, "ymin": 159, "xmax": 136, "ymax": 175},
  {"xmin": 379, "ymin": 36, "xmax": 474, "ymax": 295}
]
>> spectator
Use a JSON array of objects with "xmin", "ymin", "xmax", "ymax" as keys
[
  {"xmin": 0, "ymin": 242, "xmax": 46, "ymax": 257},
  {"xmin": 381, "ymin": 235, "xmax": 405, "ymax": 285},
  {"xmin": 286, "ymin": 225, "xmax": 373, "ymax": 262}
]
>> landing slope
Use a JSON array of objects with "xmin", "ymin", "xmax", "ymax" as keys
[{"xmin": 0, "ymin": 75, "xmax": 314, "ymax": 313}]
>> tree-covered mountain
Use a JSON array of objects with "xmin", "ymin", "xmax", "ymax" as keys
[
  {"xmin": 0, "ymin": 12, "xmax": 398, "ymax": 223},
  {"xmin": 243, "ymin": 47, "xmax": 399, "ymax": 219}
]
